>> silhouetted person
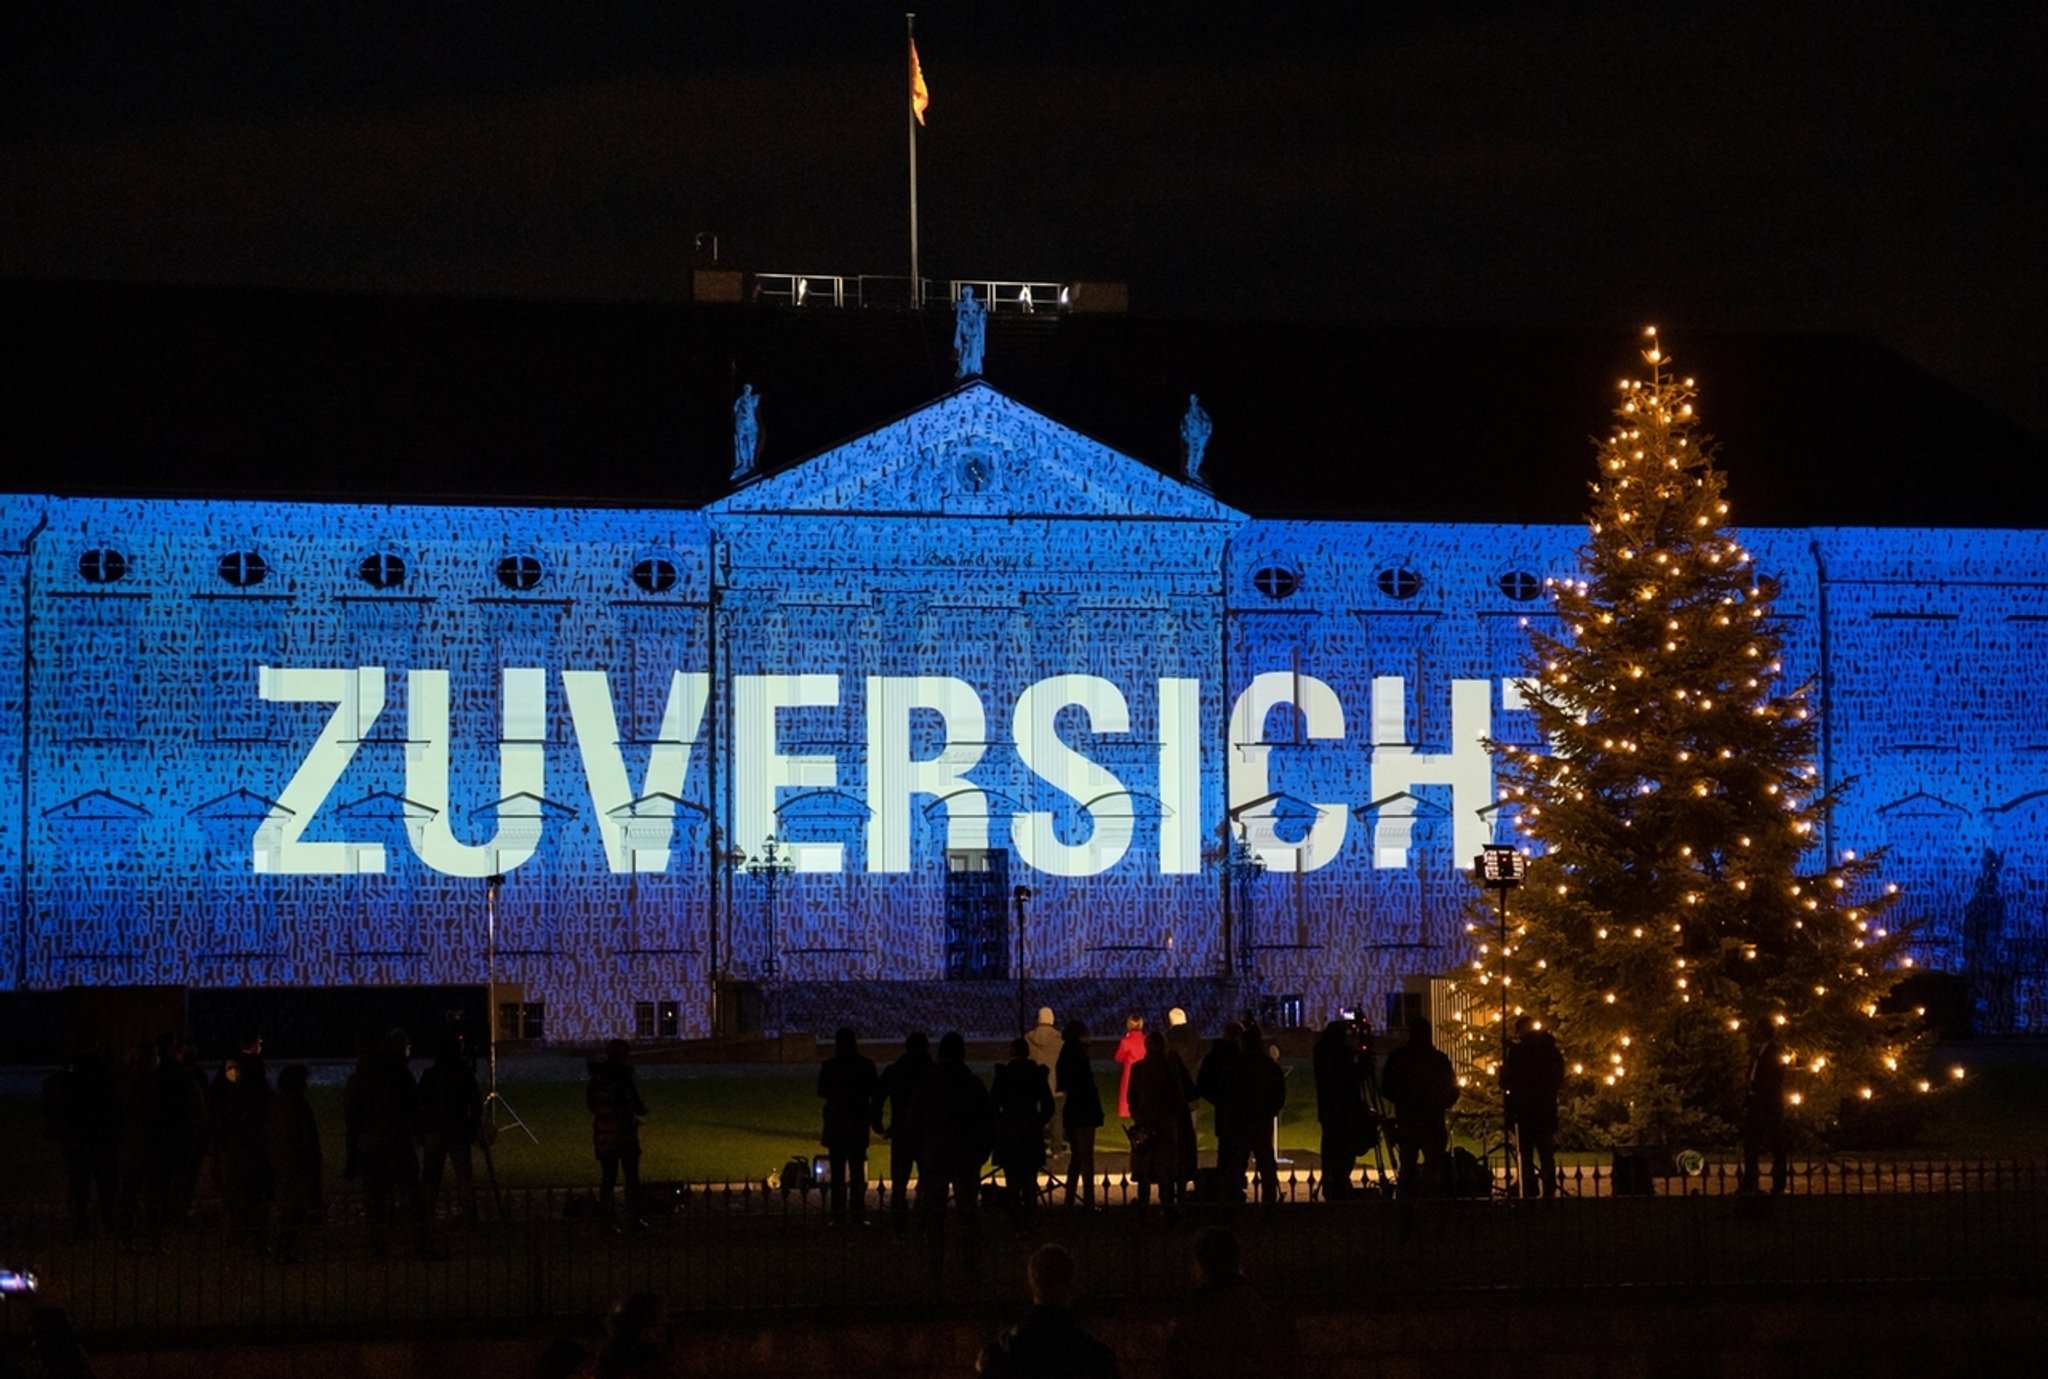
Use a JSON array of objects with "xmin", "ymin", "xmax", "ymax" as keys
[
  {"xmin": 1129, "ymin": 1028, "xmax": 1194, "ymax": 1215},
  {"xmin": 1313, "ymin": 1020, "xmax": 1370, "ymax": 1200},
  {"xmin": 1112, "ymin": 1013, "xmax": 1147, "ymax": 1119},
  {"xmin": 347, "ymin": 1028, "xmax": 436, "ymax": 1258},
  {"xmin": 161, "ymin": 1036, "xmax": 210, "ymax": 1229},
  {"xmin": 872, "ymin": 1031, "xmax": 937, "ymax": 1236},
  {"xmin": 419, "ymin": 1036, "xmax": 484, "ymax": 1224},
  {"xmin": 1216, "ymin": 1027, "xmax": 1285, "ymax": 1207},
  {"xmin": 592, "ymin": 1291, "xmax": 675, "ymax": 1379},
  {"xmin": 1501, "ymin": 1016, "xmax": 1566, "ymax": 1198},
  {"xmin": 817, "ymin": 1027, "xmax": 879, "ymax": 1226},
  {"xmin": 917, "ymin": 1031, "xmax": 992, "ymax": 1278},
  {"xmin": 1057, "ymin": 1019, "xmax": 1104, "ymax": 1209},
  {"xmin": 209, "ymin": 1047, "xmax": 271, "ymax": 1246},
  {"xmin": 1195, "ymin": 1021, "xmax": 1243, "ymax": 1162},
  {"xmin": 1164, "ymin": 1010, "xmax": 1201, "ymax": 1193},
  {"xmin": 990, "ymin": 1037, "xmax": 1054, "ymax": 1225},
  {"xmin": 113, "ymin": 1040, "xmax": 172, "ymax": 1252},
  {"xmin": 1024, "ymin": 1007, "xmax": 1065, "ymax": 1154},
  {"xmin": 1163, "ymin": 1226, "xmax": 1299, "ymax": 1379},
  {"xmin": 586, "ymin": 1038, "xmax": 649, "ymax": 1228},
  {"xmin": 1740, "ymin": 1028, "xmax": 1790, "ymax": 1195},
  {"xmin": 975, "ymin": 1242, "xmax": 1119, "ymax": 1378},
  {"xmin": 264, "ymin": 1063, "xmax": 323, "ymax": 1263},
  {"xmin": 1382, "ymin": 1017, "xmax": 1459, "ymax": 1199},
  {"xmin": 44, "ymin": 1047, "xmax": 118, "ymax": 1237},
  {"xmin": 1163, "ymin": 1007, "xmax": 1201, "ymax": 1071}
]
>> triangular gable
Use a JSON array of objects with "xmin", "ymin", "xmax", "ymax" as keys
[
  {"xmin": 468, "ymin": 791, "xmax": 579, "ymax": 821},
  {"xmin": 707, "ymin": 381, "xmax": 1243, "ymax": 521},
  {"xmin": 44, "ymin": 789, "xmax": 151, "ymax": 822},
  {"xmin": 1876, "ymin": 791, "xmax": 1970, "ymax": 818},
  {"xmin": 334, "ymin": 791, "xmax": 439, "ymax": 821},
  {"xmin": 189, "ymin": 787, "xmax": 287, "ymax": 820},
  {"xmin": 1228, "ymin": 791, "xmax": 1326, "ymax": 825}
]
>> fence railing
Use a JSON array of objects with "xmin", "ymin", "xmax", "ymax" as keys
[{"xmin": 4, "ymin": 1159, "xmax": 2042, "ymax": 1341}]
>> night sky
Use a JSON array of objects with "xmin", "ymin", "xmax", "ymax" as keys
[{"xmin": 4, "ymin": 2, "xmax": 2042, "ymax": 470}]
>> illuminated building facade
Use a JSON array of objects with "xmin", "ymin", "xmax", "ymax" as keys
[{"xmin": 4, "ymin": 380, "xmax": 2045, "ymax": 1041}]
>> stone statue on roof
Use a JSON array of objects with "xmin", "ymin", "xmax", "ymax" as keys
[
  {"xmin": 732, "ymin": 384, "xmax": 760, "ymax": 480},
  {"xmin": 1181, "ymin": 393, "xmax": 1213, "ymax": 484},
  {"xmin": 953, "ymin": 286, "xmax": 987, "ymax": 379}
]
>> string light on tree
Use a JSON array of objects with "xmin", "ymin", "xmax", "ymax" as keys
[{"xmin": 1474, "ymin": 327, "xmax": 1935, "ymax": 1149}]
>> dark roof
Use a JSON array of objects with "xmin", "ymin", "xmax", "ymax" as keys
[{"xmin": 9, "ymin": 277, "xmax": 2042, "ymax": 527}]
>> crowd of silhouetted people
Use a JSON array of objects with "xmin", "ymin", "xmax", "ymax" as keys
[{"xmin": 39, "ymin": 1023, "xmax": 485, "ymax": 1262}]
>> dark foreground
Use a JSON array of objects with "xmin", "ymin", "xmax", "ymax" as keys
[{"xmin": 4, "ymin": 1160, "xmax": 2045, "ymax": 1376}]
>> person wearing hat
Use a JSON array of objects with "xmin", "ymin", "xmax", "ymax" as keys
[{"xmin": 1025, "ymin": 1007, "xmax": 1065, "ymax": 1155}]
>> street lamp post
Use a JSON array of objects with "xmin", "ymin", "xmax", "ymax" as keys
[
  {"xmin": 744, "ymin": 834, "xmax": 796, "ymax": 1032},
  {"xmin": 1475, "ymin": 843, "xmax": 1527, "ymax": 1196},
  {"xmin": 1225, "ymin": 826, "xmax": 1267, "ymax": 995}
]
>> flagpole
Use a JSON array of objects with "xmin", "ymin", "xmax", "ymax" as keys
[{"xmin": 907, "ymin": 12, "xmax": 921, "ymax": 310}]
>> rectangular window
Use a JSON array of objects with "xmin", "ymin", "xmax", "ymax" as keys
[
  {"xmin": 499, "ymin": 1001, "xmax": 546, "ymax": 1042},
  {"xmin": 636, "ymin": 1000, "xmax": 680, "ymax": 1039}
]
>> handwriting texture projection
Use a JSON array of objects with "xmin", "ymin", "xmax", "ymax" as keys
[{"xmin": 1, "ymin": 384, "xmax": 2044, "ymax": 1040}]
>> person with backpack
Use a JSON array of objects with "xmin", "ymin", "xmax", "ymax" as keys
[{"xmin": 1500, "ymin": 1016, "xmax": 1566, "ymax": 1199}]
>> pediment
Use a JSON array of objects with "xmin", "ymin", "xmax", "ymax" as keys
[
  {"xmin": 707, "ymin": 382, "xmax": 1242, "ymax": 521},
  {"xmin": 1877, "ymin": 791, "xmax": 1969, "ymax": 818},
  {"xmin": 45, "ymin": 789, "xmax": 151, "ymax": 822},
  {"xmin": 189, "ymin": 787, "xmax": 287, "ymax": 820}
]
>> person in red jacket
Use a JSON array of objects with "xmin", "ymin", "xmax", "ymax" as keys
[{"xmin": 1112, "ymin": 1013, "xmax": 1147, "ymax": 1120}]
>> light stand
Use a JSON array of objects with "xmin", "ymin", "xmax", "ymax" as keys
[
  {"xmin": 482, "ymin": 874, "xmax": 537, "ymax": 1148},
  {"xmin": 1013, "ymin": 886, "xmax": 1034, "ymax": 1034},
  {"xmin": 743, "ymin": 835, "xmax": 795, "ymax": 1034},
  {"xmin": 1475, "ymin": 844, "xmax": 1526, "ymax": 1197}
]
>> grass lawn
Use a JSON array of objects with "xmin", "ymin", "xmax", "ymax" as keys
[{"xmin": 4, "ymin": 1042, "xmax": 2040, "ymax": 1205}]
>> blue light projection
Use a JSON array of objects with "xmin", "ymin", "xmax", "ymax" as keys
[{"xmin": 2, "ymin": 383, "xmax": 2044, "ymax": 1040}]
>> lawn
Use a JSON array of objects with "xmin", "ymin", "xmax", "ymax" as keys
[{"xmin": 3, "ymin": 1042, "xmax": 2040, "ymax": 1206}]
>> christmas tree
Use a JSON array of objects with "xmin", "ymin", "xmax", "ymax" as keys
[{"xmin": 1478, "ymin": 328, "xmax": 1926, "ymax": 1148}]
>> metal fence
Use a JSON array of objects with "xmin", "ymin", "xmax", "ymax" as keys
[{"xmin": 3, "ymin": 1159, "xmax": 2043, "ymax": 1341}]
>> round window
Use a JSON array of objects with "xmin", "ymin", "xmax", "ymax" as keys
[
  {"xmin": 630, "ymin": 556, "xmax": 679, "ymax": 594},
  {"xmin": 218, "ymin": 551, "xmax": 270, "ymax": 588},
  {"xmin": 78, "ymin": 548, "xmax": 130, "ymax": 584},
  {"xmin": 1497, "ymin": 570, "xmax": 1541, "ymax": 602},
  {"xmin": 1252, "ymin": 566, "xmax": 1300, "ymax": 600},
  {"xmin": 358, "ymin": 552, "xmax": 408, "ymax": 590},
  {"xmin": 497, "ymin": 554, "xmax": 545, "ymax": 591},
  {"xmin": 1375, "ymin": 565, "xmax": 1423, "ymax": 600}
]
